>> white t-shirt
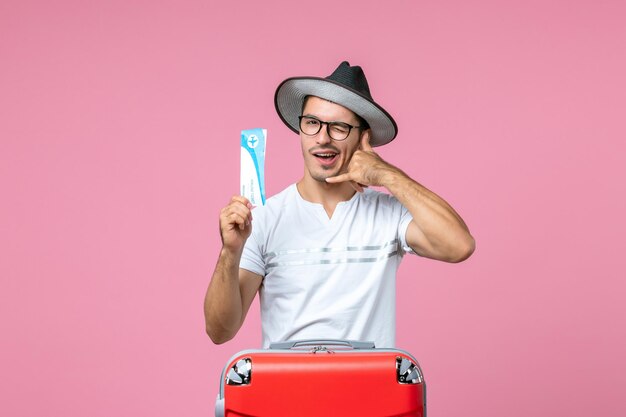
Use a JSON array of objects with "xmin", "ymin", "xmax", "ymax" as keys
[{"xmin": 240, "ymin": 184, "xmax": 415, "ymax": 348}]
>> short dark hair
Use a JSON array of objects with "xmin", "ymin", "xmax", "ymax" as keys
[{"xmin": 301, "ymin": 96, "xmax": 370, "ymax": 130}]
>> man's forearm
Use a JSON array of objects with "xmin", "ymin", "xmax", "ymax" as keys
[
  {"xmin": 381, "ymin": 167, "xmax": 475, "ymax": 262},
  {"xmin": 204, "ymin": 247, "xmax": 245, "ymax": 344}
]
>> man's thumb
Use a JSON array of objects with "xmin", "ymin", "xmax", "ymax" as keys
[{"xmin": 360, "ymin": 132, "xmax": 373, "ymax": 151}]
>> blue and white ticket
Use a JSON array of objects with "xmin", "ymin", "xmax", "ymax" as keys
[{"xmin": 240, "ymin": 128, "xmax": 266, "ymax": 206}]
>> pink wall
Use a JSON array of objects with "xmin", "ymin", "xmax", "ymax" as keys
[{"xmin": 1, "ymin": 1, "xmax": 624, "ymax": 416}]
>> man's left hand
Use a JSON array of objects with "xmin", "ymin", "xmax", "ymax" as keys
[{"xmin": 326, "ymin": 134, "xmax": 401, "ymax": 192}]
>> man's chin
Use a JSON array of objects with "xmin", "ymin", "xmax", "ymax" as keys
[
  {"xmin": 310, "ymin": 169, "xmax": 337, "ymax": 184},
  {"xmin": 306, "ymin": 162, "xmax": 348, "ymax": 184},
  {"xmin": 312, "ymin": 174, "xmax": 332, "ymax": 184}
]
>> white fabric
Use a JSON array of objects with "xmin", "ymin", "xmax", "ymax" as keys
[{"xmin": 240, "ymin": 184, "xmax": 415, "ymax": 348}]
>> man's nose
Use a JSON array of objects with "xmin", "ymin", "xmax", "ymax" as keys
[{"xmin": 315, "ymin": 123, "xmax": 332, "ymax": 145}]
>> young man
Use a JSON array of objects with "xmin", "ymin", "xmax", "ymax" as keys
[{"xmin": 204, "ymin": 62, "xmax": 475, "ymax": 347}]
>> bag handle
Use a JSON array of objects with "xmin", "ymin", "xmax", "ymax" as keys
[{"xmin": 269, "ymin": 339, "xmax": 375, "ymax": 350}]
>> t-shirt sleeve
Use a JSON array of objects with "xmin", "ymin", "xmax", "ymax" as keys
[
  {"xmin": 398, "ymin": 203, "xmax": 417, "ymax": 256},
  {"xmin": 239, "ymin": 219, "xmax": 266, "ymax": 276}
]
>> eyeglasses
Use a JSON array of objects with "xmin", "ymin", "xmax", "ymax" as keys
[{"xmin": 298, "ymin": 116, "xmax": 362, "ymax": 141}]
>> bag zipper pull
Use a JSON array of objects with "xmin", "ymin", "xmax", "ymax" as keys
[{"xmin": 311, "ymin": 345, "xmax": 334, "ymax": 354}]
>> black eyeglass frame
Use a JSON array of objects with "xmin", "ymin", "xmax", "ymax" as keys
[{"xmin": 298, "ymin": 116, "xmax": 363, "ymax": 141}]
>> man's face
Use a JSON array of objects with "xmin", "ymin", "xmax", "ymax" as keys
[{"xmin": 300, "ymin": 96, "xmax": 366, "ymax": 183}]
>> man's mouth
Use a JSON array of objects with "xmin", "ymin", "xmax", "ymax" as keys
[
  {"xmin": 312, "ymin": 150, "xmax": 339, "ymax": 165},
  {"xmin": 314, "ymin": 152, "xmax": 337, "ymax": 159}
]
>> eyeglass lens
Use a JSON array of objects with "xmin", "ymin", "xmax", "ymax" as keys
[{"xmin": 299, "ymin": 116, "xmax": 352, "ymax": 141}]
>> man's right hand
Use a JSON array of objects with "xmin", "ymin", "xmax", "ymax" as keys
[
  {"xmin": 219, "ymin": 196, "xmax": 253, "ymax": 252},
  {"xmin": 206, "ymin": 195, "xmax": 260, "ymax": 344}
]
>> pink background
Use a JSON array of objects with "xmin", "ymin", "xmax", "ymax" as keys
[{"xmin": 1, "ymin": 0, "xmax": 625, "ymax": 416}]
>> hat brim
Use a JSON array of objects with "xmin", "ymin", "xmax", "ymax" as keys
[{"xmin": 274, "ymin": 77, "xmax": 398, "ymax": 147}]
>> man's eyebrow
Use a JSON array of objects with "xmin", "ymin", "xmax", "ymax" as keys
[{"xmin": 302, "ymin": 114, "xmax": 352, "ymax": 125}]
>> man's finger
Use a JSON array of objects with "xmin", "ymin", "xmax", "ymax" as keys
[
  {"xmin": 231, "ymin": 195, "xmax": 252, "ymax": 208},
  {"xmin": 349, "ymin": 181, "xmax": 365, "ymax": 193},
  {"xmin": 360, "ymin": 132, "xmax": 373, "ymax": 152},
  {"xmin": 325, "ymin": 173, "xmax": 351, "ymax": 183}
]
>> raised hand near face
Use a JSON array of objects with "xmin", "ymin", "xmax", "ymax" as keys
[{"xmin": 325, "ymin": 134, "xmax": 404, "ymax": 192}]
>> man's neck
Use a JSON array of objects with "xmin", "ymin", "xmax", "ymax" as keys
[{"xmin": 296, "ymin": 177, "xmax": 356, "ymax": 219}]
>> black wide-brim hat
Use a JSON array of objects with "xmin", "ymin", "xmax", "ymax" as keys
[{"xmin": 274, "ymin": 61, "xmax": 398, "ymax": 147}]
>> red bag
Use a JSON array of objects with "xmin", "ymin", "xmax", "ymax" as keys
[{"xmin": 215, "ymin": 339, "xmax": 426, "ymax": 417}]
